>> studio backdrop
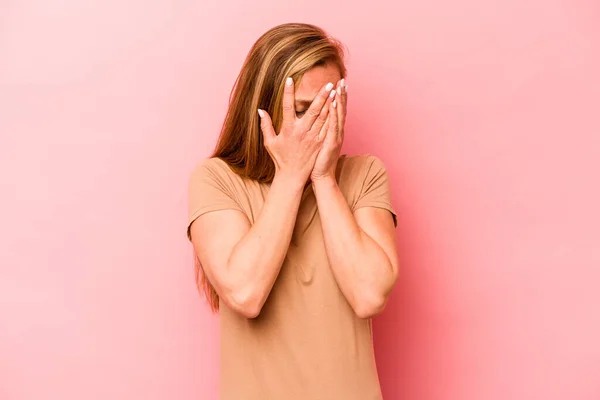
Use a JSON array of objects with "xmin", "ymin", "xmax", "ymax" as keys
[{"xmin": 1, "ymin": 0, "xmax": 599, "ymax": 399}]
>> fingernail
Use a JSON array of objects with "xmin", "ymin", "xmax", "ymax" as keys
[
  {"xmin": 286, "ymin": 77, "xmax": 293, "ymax": 86},
  {"xmin": 325, "ymin": 82, "xmax": 334, "ymax": 91},
  {"xmin": 341, "ymin": 78, "xmax": 345, "ymax": 88},
  {"xmin": 257, "ymin": 109, "xmax": 265, "ymax": 118},
  {"xmin": 329, "ymin": 89, "xmax": 336, "ymax": 98},
  {"xmin": 332, "ymin": 100, "xmax": 337, "ymax": 108}
]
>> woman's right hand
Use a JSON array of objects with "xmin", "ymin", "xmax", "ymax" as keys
[{"xmin": 258, "ymin": 77, "xmax": 336, "ymax": 187}]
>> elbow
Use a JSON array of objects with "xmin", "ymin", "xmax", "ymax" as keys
[
  {"xmin": 352, "ymin": 270, "xmax": 398, "ymax": 319},
  {"xmin": 237, "ymin": 305, "xmax": 262, "ymax": 319},
  {"xmin": 224, "ymin": 286, "xmax": 265, "ymax": 319},
  {"xmin": 232, "ymin": 301, "xmax": 262, "ymax": 319},
  {"xmin": 352, "ymin": 292, "xmax": 388, "ymax": 319}
]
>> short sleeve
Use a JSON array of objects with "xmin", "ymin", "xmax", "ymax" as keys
[
  {"xmin": 187, "ymin": 159, "xmax": 244, "ymax": 240},
  {"xmin": 352, "ymin": 155, "xmax": 397, "ymax": 227}
]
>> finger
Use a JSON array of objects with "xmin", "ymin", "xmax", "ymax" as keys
[
  {"xmin": 327, "ymin": 99, "xmax": 339, "ymax": 143},
  {"xmin": 337, "ymin": 80, "xmax": 347, "ymax": 140},
  {"xmin": 337, "ymin": 99, "xmax": 344, "ymax": 142},
  {"xmin": 281, "ymin": 77, "xmax": 295, "ymax": 130},
  {"xmin": 339, "ymin": 78, "xmax": 348, "ymax": 120},
  {"xmin": 317, "ymin": 116, "xmax": 329, "ymax": 141},
  {"xmin": 300, "ymin": 82, "xmax": 335, "ymax": 131},
  {"xmin": 257, "ymin": 109, "xmax": 276, "ymax": 143},
  {"xmin": 309, "ymin": 88, "xmax": 336, "ymax": 136}
]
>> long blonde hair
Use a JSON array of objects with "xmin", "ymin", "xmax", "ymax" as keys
[{"xmin": 197, "ymin": 23, "xmax": 347, "ymax": 312}]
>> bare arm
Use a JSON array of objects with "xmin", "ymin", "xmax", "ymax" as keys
[
  {"xmin": 189, "ymin": 78, "xmax": 336, "ymax": 318},
  {"xmin": 190, "ymin": 174, "xmax": 304, "ymax": 318},
  {"xmin": 312, "ymin": 177, "xmax": 399, "ymax": 318},
  {"xmin": 310, "ymin": 80, "xmax": 399, "ymax": 318}
]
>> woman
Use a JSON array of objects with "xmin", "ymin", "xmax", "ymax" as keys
[{"xmin": 187, "ymin": 23, "xmax": 399, "ymax": 400}]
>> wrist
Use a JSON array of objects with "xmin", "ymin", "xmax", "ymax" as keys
[
  {"xmin": 273, "ymin": 169, "xmax": 308, "ymax": 193},
  {"xmin": 311, "ymin": 173, "xmax": 337, "ymax": 189}
]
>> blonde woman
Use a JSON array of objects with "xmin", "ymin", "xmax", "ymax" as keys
[{"xmin": 187, "ymin": 23, "xmax": 399, "ymax": 400}]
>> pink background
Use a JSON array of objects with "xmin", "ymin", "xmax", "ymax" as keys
[{"xmin": 1, "ymin": 0, "xmax": 599, "ymax": 399}]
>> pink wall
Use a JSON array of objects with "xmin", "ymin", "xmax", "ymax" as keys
[{"xmin": 1, "ymin": 1, "xmax": 599, "ymax": 399}]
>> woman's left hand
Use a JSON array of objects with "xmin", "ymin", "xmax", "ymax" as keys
[{"xmin": 311, "ymin": 79, "xmax": 347, "ymax": 181}]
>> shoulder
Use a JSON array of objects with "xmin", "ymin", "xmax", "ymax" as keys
[
  {"xmin": 190, "ymin": 157, "xmax": 230, "ymax": 177},
  {"xmin": 187, "ymin": 158, "xmax": 248, "ymax": 239},
  {"xmin": 188, "ymin": 157, "xmax": 249, "ymax": 201},
  {"xmin": 339, "ymin": 153, "xmax": 394, "ymax": 197},
  {"xmin": 189, "ymin": 157, "xmax": 240, "ymax": 185},
  {"xmin": 338, "ymin": 153, "xmax": 388, "ymax": 181}
]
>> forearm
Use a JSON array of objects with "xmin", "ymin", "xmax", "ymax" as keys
[
  {"xmin": 225, "ymin": 172, "xmax": 304, "ymax": 316},
  {"xmin": 312, "ymin": 176, "xmax": 396, "ymax": 317}
]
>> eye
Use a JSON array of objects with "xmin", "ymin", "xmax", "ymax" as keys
[{"xmin": 295, "ymin": 110, "xmax": 307, "ymax": 118}]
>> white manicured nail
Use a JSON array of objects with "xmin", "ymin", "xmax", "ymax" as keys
[
  {"xmin": 257, "ymin": 109, "xmax": 265, "ymax": 118},
  {"xmin": 329, "ymin": 89, "xmax": 336, "ymax": 98},
  {"xmin": 325, "ymin": 82, "xmax": 334, "ymax": 91},
  {"xmin": 286, "ymin": 77, "xmax": 293, "ymax": 86},
  {"xmin": 332, "ymin": 100, "xmax": 337, "ymax": 108}
]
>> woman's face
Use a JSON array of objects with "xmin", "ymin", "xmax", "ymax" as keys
[{"xmin": 293, "ymin": 63, "xmax": 342, "ymax": 118}]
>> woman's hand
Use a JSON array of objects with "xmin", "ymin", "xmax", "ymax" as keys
[
  {"xmin": 258, "ymin": 77, "xmax": 336, "ymax": 187},
  {"xmin": 311, "ymin": 79, "xmax": 347, "ymax": 182}
]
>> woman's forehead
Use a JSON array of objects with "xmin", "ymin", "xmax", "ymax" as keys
[{"xmin": 295, "ymin": 64, "xmax": 341, "ymax": 100}]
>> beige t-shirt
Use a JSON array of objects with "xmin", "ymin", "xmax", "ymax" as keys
[{"xmin": 187, "ymin": 154, "xmax": 397, "ymax": 400}]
